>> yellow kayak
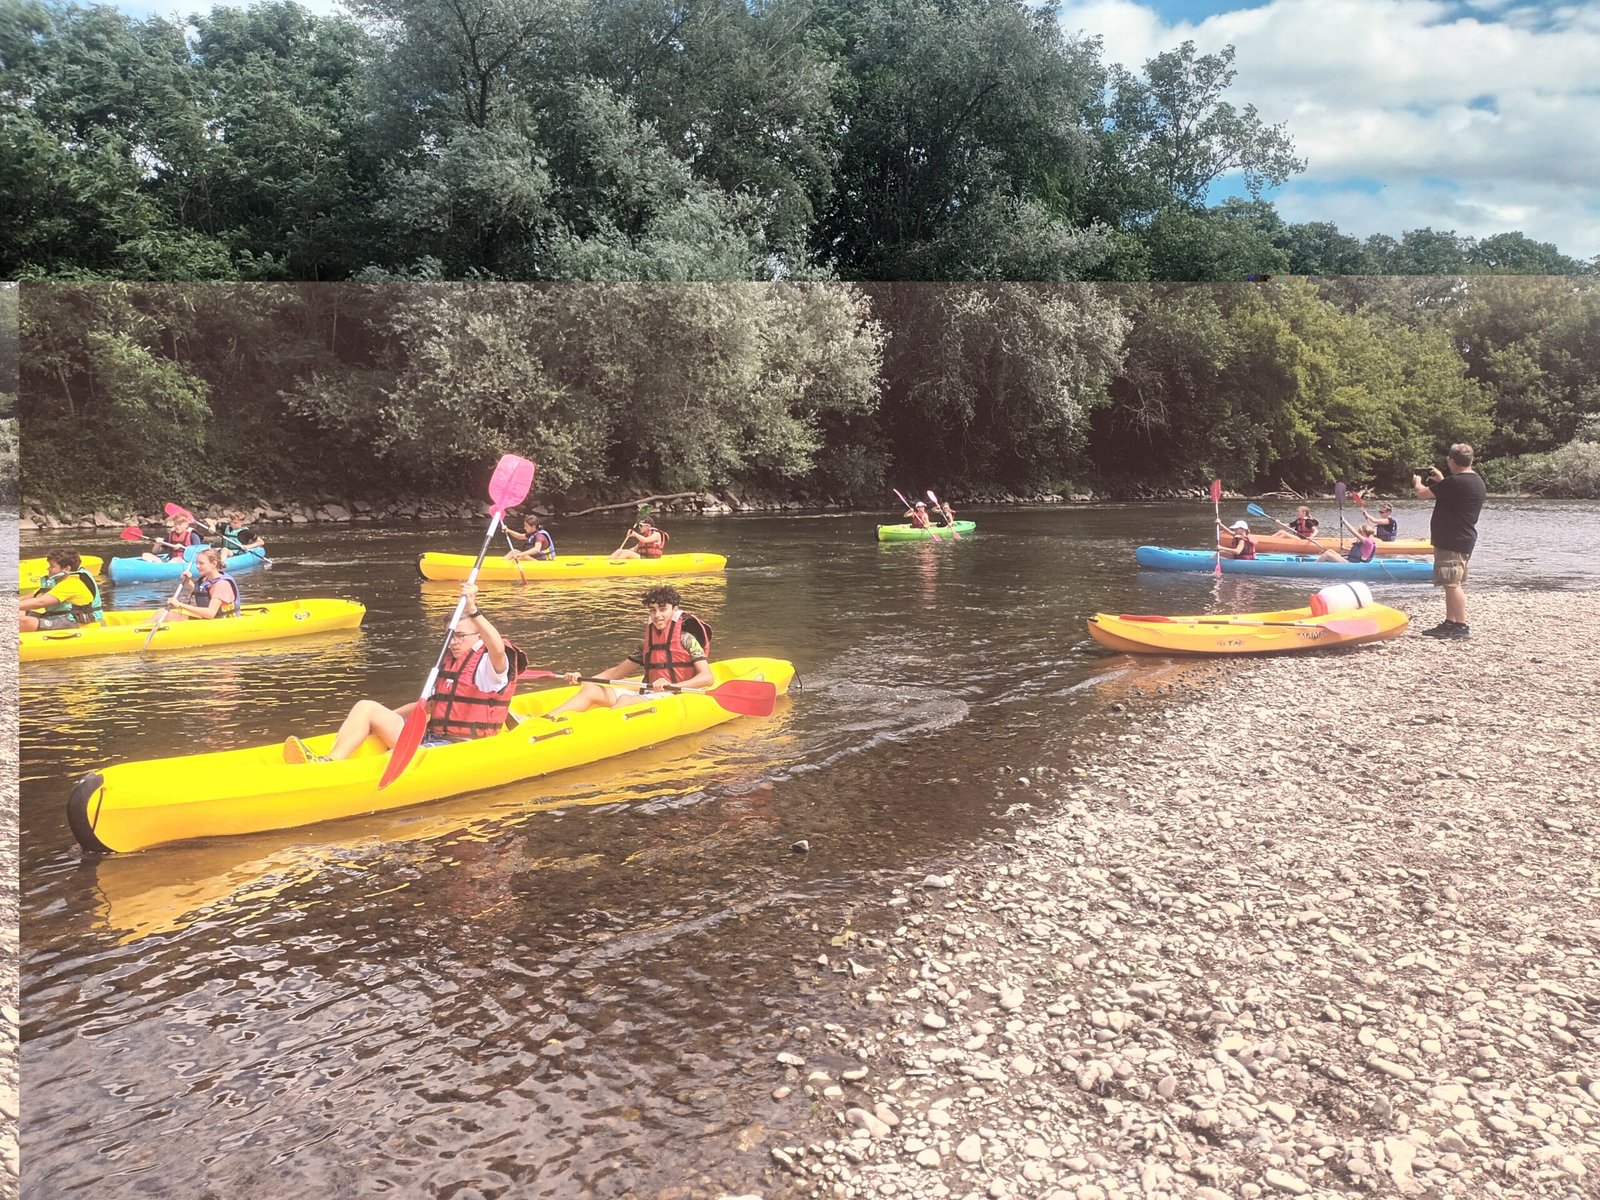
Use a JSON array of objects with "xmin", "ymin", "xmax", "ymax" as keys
[
  {"xmin": 418, "ymin": 551, "xmax": 728, "ymax": 582},
  {"xmin": 68, "ymin": 657, "xmax": 794, "ymax": 853},
  {"xmin": 19, "ymin": 555, "xmax": 104, "ymax": 593},
  {"xmin": 1087, "ymin": 603, "xmax": 1409, "ymax": 655},
  {"xmin": 22, "ymin": 599, "xmax": 367, "ymax": 662}
]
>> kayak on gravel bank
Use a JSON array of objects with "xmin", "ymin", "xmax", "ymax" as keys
[
  {"xmin": 1137, "ymin": 546, "xmax": 1433, "ymax": 581},
  {"xmin": 875, "ymin": 521, "xmax": 976, "ymax": 542},
  {"xmin": 107, "ymin": 547, "xmax": 270, "ymax": 585},
  {"xmin": 417, "ymin": 551, "xmax": 727, "ymax": 582},
  {"xmin": 1088, "ymin": 595, "xmax": 1409, "ymax": 656},
  {"xmin": 67, "ymin": 657, "xmax": 794, "ymax": 853},
  {"xmin": 19, "ymin": 555, "xmax": 104, "ymax": 593},
  {"xmin": 21, "ymin": 599, "xmax": 366, "ymax": 662}
]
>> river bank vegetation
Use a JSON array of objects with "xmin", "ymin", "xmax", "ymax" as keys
[
  {"xmin": 16, "ymin": 277, "xmax": 1600, "ymax": 511},
  {"xmin": 2, "ymin": 0, "xmax": 1594, "ymax": 286}
]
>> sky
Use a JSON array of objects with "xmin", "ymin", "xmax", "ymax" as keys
[{"xmin": 111, "ymin": 0, "xmax": 1600, "ymax": 261}]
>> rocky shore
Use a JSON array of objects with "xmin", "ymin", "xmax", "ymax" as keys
[{"xmin": 751, "ymin": 587, "xmax": 1599, "ymax": 1200}]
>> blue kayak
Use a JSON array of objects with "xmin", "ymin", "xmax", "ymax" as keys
[
  {"xmin": 107, "ymin": 546, "xmax": 270, "ymax": 585},
  {"xmin": 1135, "ymin": 546, "xmax": 1433, "ymax": 581}
]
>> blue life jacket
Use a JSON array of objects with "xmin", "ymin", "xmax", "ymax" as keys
[{"xmin": 193, "ymin": 571, "xmax": 242, "ymax": 616}]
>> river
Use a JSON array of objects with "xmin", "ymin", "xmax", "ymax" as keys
[{"xmin": 17, "ymin": 499, "xmax": 1600, "ymax": 1197}]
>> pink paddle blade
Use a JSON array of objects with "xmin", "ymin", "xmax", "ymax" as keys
[
  {"xmin": 488, "ymin": 455, "xmax": 536, "ymax": 514},
  {"xmin": 1209, "ymin": 479, "xmax": 1222, "ymax": 504}
]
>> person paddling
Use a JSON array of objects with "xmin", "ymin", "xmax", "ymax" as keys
[
  {"xmin": 610, "ymin": 518, "xmax": 667, "ymax": 561},
  {"xmin": 904, "ymin": 501, "xmax": 932, "ymax": 529},
  {"xmin": 141, "ymin": 514, "xmax": 203, "ymax": 563},
  {"xmin": 1216, "ymin": 519, "xmax": 1258, "ymax": 559},
  {"xmin": 1317, "ymin": 521, "xmax": 1377, "ymax": 564},
  {"xmin": 167, "ymin": 549, "xmax": 242, "ymax": 619},
  {"xmin": 1371, "ymin": 503, "xmax": 1399, "ymax": 542},
  {"xmin": 505, "ymin": 513, "xmax": 556, "ymax": 562},
  {"xmin": 1287, "ymin": 506, "xmax": 1320, "ymax": 539},
  {"xmin": 214, "ymin": 509, "xmax": 266, "ymax": 561},
  {"xmin": 286, "ymin": 583, "xmax": 525, "ymax": 762},
  {"xmin": 19, "ymin": 550, "xmax": 105, "ymax": 631},
  {"xmin": 546, "ymin": 585, "xmax": 713, "ymax": 717}
]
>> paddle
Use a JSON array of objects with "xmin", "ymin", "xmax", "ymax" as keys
[
  {"xmin": 140, "ymin": 571, "xmax": 196, "ymax": 651},
  {"xmin": 1209, "ymin": 479, "xmax": 1223, "ymax": 576},
  {"xmin": 379, "ymin": 454, "xmax": 537, "ymax": 790},
  {"xmin": 1334, "ymin": 483, "xmax": 1348, "ymax": 550},
  {"xmin": 1116, "ymin": 614, "xmax": 1380, "ymax": 636},
  {"xmin": 503, "ymin": 530, "xmax": 529, "ymax": 585},
  {"xmin": 892, "ymin": 488, "xmax": 940, "ymax": 541},
  {"xmin": 515, "ymin": 669, "xmax": 777, "ymax": 717},
  {"xmin": 926, "ymin": 489, "xmax": 961, "ymax": 539},
  {"xmin": 166, "ymin": 502, "xmax": 271, "ymax": 565},
  {"xmin": 1245, "ymin": 503, "xmax": 1324, "ymax": 551},
  {"xmin": 120, "ymin": 526, "xmax": 190, "ymax": 553}
]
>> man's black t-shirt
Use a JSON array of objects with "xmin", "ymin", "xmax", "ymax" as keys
[{"xmin": 1428, "ymin": 471, "xmax": 1487, "ymax": 554}]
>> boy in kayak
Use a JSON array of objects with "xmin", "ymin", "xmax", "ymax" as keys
[
  {"xmin": 285, "ymin": 583, "xmax": 523, "ymax": 762},
  {"xmin": 505, "ymin": 513, "xmax": 556, "ymax": 561},
  {"xmin": 213, "ymin": 509, "xmax": 267, "ymax": 561},
  {"xmin": 1372, "ymin": 503, "xmax": 1399, "ymax": 541},
  {"xmin": 1317, "ymin": 521, "xmax": 1378, "ymax": 563},
  {"xmin": 546, "ymin": 584, "xmax": 714, "ymax": 716},
  {"xmin": 19, "ymin": 550, "xmax": 104, "ymax": 631},
  {"xmin": 610, "ymin": 518, "xmax": 667, "ymax": 561},
  {"xmin": 140, "ymin": 514, "xmax": 203, "ymax": 562},
  {"xmin": 167, "ymin": 549, "xmax": 242, "ymax": 619},
  {"xmin": 1216, "ymin": 519, "xmax": 1258, "ymax": 559}
]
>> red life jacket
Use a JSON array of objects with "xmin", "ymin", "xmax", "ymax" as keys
[
  {"xmin": 1236, "ymin": 533, "xmax": 1258, "ymax": 560},
  {"xmin": 1290, "ymin": 517, "xmax": 1318, "ymax": 537},
  {"xmin": 638, "ymin": 528, "xmax": 668, "ymax": 559},
  {"xmin": 641, "ymin": 612, "xmax": 711, "ymax": 685},
  {"xmin": 910, "ymin": 510, "xmax": 930, "ymax": 528},
  {"xmin": 427, "ymin": 640, "xmax": 527, "ymax": 740}
]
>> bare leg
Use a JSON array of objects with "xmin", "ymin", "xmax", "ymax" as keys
[
  {"xmin": 328, "ymin": 699, "xmax": 413, "ymax": 759},
  {"xmin": 547, "ymin": 684, "xmax": 619, "ymax": 718},
  {"xmin": 19, "ymin": 615, "xmax": 40, "ymax": 632},
  {"xmin": 609, "ymin": 549, "xmax": 640, "ymax": 562},
  {"xmin": 1444, "ymin": 584, "xmax": 1467, "ymax": 624}
]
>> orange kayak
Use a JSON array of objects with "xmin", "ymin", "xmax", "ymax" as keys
[{"xmin": 1223, "ymin": 532, "xmax": 1432, "ymax": 557}]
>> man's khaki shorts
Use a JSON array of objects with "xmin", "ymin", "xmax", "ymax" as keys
[{"xmin": 1434, "ymin": 548, "xmax": 1471, "ymax": 587}]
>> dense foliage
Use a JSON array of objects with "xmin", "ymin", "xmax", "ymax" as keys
[
  {"xmin": 18, "ymin": 278, "xmax": 1600, "ymax": 510},
  {"xmin": 2, "ymin": 0, "xmax": 1593, "ymax": 283}
]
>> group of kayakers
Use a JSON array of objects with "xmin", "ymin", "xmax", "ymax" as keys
[
  {"xmin": 1216, "ymin": 497, "xmax": 1401, "ymax": 564},
  {"xmin": 284, "ymin": 582, "xmax": 709, "ymax": 764},
  {"xmin": 140, "ymin": 509, "xmax": 267, "ymax": 564},
  {"xmin": 501, "ymin": 511, "xmax": 674, "ymax": 564},
  {"xmin": 903, "ymin": 496, "xmax": 958, "ymax": 529}
]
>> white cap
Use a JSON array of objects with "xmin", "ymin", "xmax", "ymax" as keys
[{"xmin": 1230, "ymin": 520, "xmax": 1250, "ymax": 531}]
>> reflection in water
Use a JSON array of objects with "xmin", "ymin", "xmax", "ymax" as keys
[{"xmin": 20, "ymin": 501, "xmax": 1600, "ymax": 1196}]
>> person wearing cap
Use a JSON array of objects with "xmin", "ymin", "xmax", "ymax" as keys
[
  {"xmin": 1371, "ymin": 503, "xmax": 1399, "ymax": 542},
  {"xmin": 1216, "ymin": 518, "xmax": 1258, "ymax": 559},
  {"xmin": 610, "ymin": 518, "xmax": 668, "ymax": 561},
  {"xmin": 903, "ymin": 501, "xmax": 932, "ymax": 530},
  {"xmin": 284, "ymin": 582, "xmax": 525, "ymax": 763}
]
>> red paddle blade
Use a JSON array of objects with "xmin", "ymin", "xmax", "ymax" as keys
[
  {"xmin": 1210, "ymin": 479, "xmax": 1222, "ymax": 503},
  {"xmin": 120, "ymin": 526, "xmax": 145, "ymax": 540},
  {"xmin": 488, "ymin": 455, "xmax": 536, "ymax": 514},
  {"xmin": 706, "ymin": 679, "xmax": 778, "ymax": 716},
  {"xmin": 164, "ymin": 502, "xmax": 197, "ymax": 522},
  {"xmin": 378, "ymin": 704, "xmax": 430, "ymax": 790},
  {"xmin": 1324, "ymin": 618, "xmax": 1380, "ymax": 637}
]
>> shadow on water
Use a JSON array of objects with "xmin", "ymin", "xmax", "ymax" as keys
[{"xmin": 19, "ymin": 500, "xmax": 1600, "ymax": 1195}]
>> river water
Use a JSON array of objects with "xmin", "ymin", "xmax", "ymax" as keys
[{"xmin": 17, "ymin": 500, "xmax": 1600, "ymax": 1197}]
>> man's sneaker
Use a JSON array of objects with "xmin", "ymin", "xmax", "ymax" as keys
[
  {"xmin": 1421, "ymin": 620, "xmax": 1470, "ymax": 639},
  {"xmin": 283, "ymin": 735, "xmax": 330, "ymax": 764}
]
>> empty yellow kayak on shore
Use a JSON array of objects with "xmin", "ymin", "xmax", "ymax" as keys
[
  {"xmin": 1087, "ymin": 603, "xmax": 1409, "ymax": 655},
  {"xmin": 22, "ymin": 598, "xmax": 367, "ymax": 662},
  {"xmin": 418, "ymin": 551, "xmax": 728, "ymax": 582},
  {"xmin": 68, "ymin": 657, "xmax": 794, "ymax": 853},
  {"xmin": 19, "ymin": 555, "xmax": 104, "ymax": 593}
]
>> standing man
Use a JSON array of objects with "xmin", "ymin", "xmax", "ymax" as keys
[{"xmin": 1415, "ymin": 443, "xmax": 1486, "ymax": 639}]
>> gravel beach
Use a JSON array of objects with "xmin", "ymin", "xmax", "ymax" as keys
[
  {"xmin": 752, "ymin": 587, "xmax": 1599, "ymax": 1200},
  {"xmin": 3, "ymin": 514, "xmax": 18, "ymax": 1200}
]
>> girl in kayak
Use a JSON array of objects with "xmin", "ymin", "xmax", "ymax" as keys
[
  {"xmin": 1318, "ymin": 521, "xmax": 1378, "ymax": 564},
  {"xmin": 1372, "ymin": 504, "xmax": 1399, "ymax": 541},
  {"xmin": 1216, "ymin": 519, "xmax": 1258, "ymax": 559},
  {"xmin": 1288, "ymin": 506, "xmax": 1320, "ymax": 539},
  {"xmin": 547, "ymin": 585, "xmax": 714, "ymax": 716},
  {"xmin": 610, "ymin": 518, "xmax": 668, "ymax": 561},
  {"xmin": 505, "ymin": 513, "xmax": 556, "ymax": 561},
  {"xmin": 286, "ymin": 583, "xmax": 524, "ymax": 763},
  {"xmin": 167, "ymin": 549, "xmax": 242, "ymax": 619},
  {"xmin": 904, "ymin": 501, "xmax": 932, "ymax": 529}
]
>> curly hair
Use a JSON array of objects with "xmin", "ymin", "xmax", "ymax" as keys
[{"xmin": 641, "ymin": 584, "xmax": 681, "ymax": 608}]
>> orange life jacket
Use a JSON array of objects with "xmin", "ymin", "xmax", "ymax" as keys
[{"xmin": 427, "ymin": 641, "xmax": 527, "ymax": 740}]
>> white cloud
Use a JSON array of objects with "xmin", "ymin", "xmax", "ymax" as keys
[{"xmin": 1058, "ymin": 0, "xmax": 1600, "ymax": 258}]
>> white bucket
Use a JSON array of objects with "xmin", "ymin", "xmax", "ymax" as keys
[{"xmin": 1309, "ymin": 581, "xmax": 1374, "ymax": 616}]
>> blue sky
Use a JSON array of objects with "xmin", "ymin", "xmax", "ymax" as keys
[{"xmin": 110, "ymin": 0, "xmax": 1600, "ymax": 261}]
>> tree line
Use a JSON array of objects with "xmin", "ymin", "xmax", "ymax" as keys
[
  {"xmin": 17, "ymin": 277, "xmax": 1600, "ymax": 511},
  {"xmin": 2, "ymin": 0, "xmax": 1594, "ymax": 284}
]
